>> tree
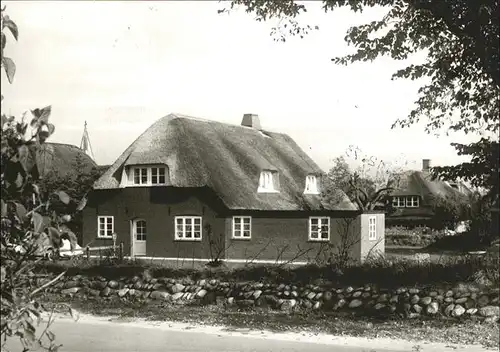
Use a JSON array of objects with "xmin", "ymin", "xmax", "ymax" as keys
[
  {"xmin": 39, "ymin": 154, "xmax": 105, "ymax": 245},
  {"xmin": 222, "ymin": 0, "xmax": 499, "ymax": 135},
  {"xmin": 431, "ymin": 138, "xmax": 499, "ymax": 203},
  {"xmin": 432, "ymin": 138, "xmax": 499, "ymax": 238},
  {"xmin": 1, "ymin": 8, "xmax": 80, "ymax": 351},
  {"xmin": 322, "ymin": 146, "xmax": 405, "ymax": 210},
  {"xmin": 428, "ymin": 193, "xmax": 469, "ymax": 230}
]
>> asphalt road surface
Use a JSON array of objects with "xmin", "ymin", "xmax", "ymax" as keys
[{"xmin": 3, "ymin": 318, "xmax": 489, "ymax": 352}]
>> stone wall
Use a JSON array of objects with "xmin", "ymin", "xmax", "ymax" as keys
[{"xmin": 45, "ymin": 273, "xmax": 500, "ymax": 322}]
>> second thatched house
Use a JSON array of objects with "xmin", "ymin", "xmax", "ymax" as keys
[{"xmin": 385, "ymin": 159, "xmax": 472, "ymax": 228}]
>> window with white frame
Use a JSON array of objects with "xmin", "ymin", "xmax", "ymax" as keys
[
  {"xmin": 129, "ymin": 165, "xmax": 168, "ymax": 186},
  {"xmin": 393, "ymin": 196, "xmax": 419, "ymax": 208},
  {"xmin": 406, "ymin": 196, "xmax": 419, "ymax": 208},
  {"xmin": 304, "ymin": 175, "xmax": 319, "ymax": 194},
  {"xmin": 175, "ymin": 216, "xmax": 202, "ymax": 241},
  {"xmin": 97, "ymin": 216, "xmax": 114, "ymax": 238},
  {"xmin": 258, "ymin": 170, "xmax": 278, "ymax": 193},
  {"xmin": 133, "ymin": 167, "xmax": 148, "ymax": 185},
  {"xmin": 368, "ymin": 216, "xmax": 377, "ymax": 240},
  {"xmin": 135, "ymin": 220, "xmax": 147, "ymax": 241},
  {"xmin": 151, "ymin": 167, "xmax": 166, "ymax": 185},
  {"xmin": 232, "ymin": 216, "xmax": 251, "ymax": 239},
  {"xmin": 397, "ymin": 197, "xmax": 406, "ymax": 207},
  {"xmin": 308, "ymin": 217, "xmax": 330, "ymax": 241}
]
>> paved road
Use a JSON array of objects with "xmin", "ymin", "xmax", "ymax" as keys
[
  {"xmin": 3, "ymin": 318, "xmax": 406, "ymax": 352},
  {"xmin": 4, "ymin": 317, "xmax": 489, "ymax": 352}
]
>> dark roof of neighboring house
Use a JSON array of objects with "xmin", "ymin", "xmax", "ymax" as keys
[
  {"xmin": 390, "ymin": 170, "xmax": 471, "ymax": 204},
  {"xmin": 36, "ymin": 142, "xmax": 97, "ymax": 178},
  {"xmin": 94, "ymin": 113, "xmax": 356, "ymax": 211}
]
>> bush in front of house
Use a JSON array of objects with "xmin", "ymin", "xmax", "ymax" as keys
[
  {"xmin": 385, "ymin": 226, "xmax": 445, "ymax": 247},
  {"xmin": 35, "ymin": 251, "xmax": 499, "ymax": 290},
  {"xmin": 429, "ymin": 193, "xmax": 470, "ymax": 231}
]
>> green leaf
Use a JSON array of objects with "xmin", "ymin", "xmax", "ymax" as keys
[
  {"xmin": 55, "ymin": 190, "xmax": 70, "ymax": 204},
  {"xmin": 18, "ymin": 144, "xmax": 29, "ymax": 171},
  {"xmin": 76, "ymin": 196, "xmax": 87, "ymax": 211},
  {"xmin": 47, "ymin": 123, "xmax": 55, "ymax": 136},
  {"xmin": 31, "ymin": 106, "xmax": 52, "ymax": 124},
  {"xmin": 14, "ymin": 172, "xmax": 24, "ymax": 188},
  {"xmin": 1, "ymin": 114, "xmax": 7, "ymax": 129},
  {"xmin": 60, "ymin": 214, "xmax": 71, "ymax": 223},
  {"xmin": 32, "ymin": 212, "xmax": 45, "ymax": 233},
  {"xmin": 2, "ymin": 56, "xmax": 16, "ymax": 83},
  {"xmin": 3, "ymin": 17, "xmax": 19, "ymax": 41},
  {"xmin": 0, "ymin": 199, "xmax": 6, "ymax": 217},
  {"xmin": 15, "ymin": 202, "xmax": 27, "ymax": 220},
  {"xmin": 0, "ymin": 266, "xmax": 6, "ymax": 284}
]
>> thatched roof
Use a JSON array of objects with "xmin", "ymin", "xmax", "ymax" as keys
[
  {"xmin": 94, "ymin": 113, "xmax": 356, "ymax": 211},
  {"xmin": 36, "ymin": 142, "xmax": 97, "ymax": 178},
  {"xmin": 390, "ymin": 170, "xmax": 471, "ymax": 204}
]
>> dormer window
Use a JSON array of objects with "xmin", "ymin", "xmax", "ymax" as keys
[
  {"xmin": 126, "ymin": 165, "xmax": 168, "ymax": 186},
  {"xmin": 133, "ymin": 167, "xmax": 148, "ymax": 185},
  {"xmin": 258, "ymin": 170, "xmax": 279, "ymax": 193},
  {"xmin": 304, "ymin": 175, "xmax": 319, "ymax": 194},
  {"xmin": 151, "ymin": 167, "xmax": 166, "ymax": 184}
]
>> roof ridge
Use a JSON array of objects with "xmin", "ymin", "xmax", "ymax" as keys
[{"xmin": 168, "ymin": 112, "xmax": 283, "ymax": 135}]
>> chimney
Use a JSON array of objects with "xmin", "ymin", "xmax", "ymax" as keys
[
  {"xmin": 422, "ymin": 159, "xmax": 431, "ymax": 171},
  {"xmin": 241, "ymin": 113, "xmax": 261, "ymax": 130}
]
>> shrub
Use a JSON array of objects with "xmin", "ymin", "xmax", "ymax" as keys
[
  {"xmin": 429, "ymin": 194, "xmax": 469, "ymax": 230},
  {"xmin": 34, "ymin": 252, "xmax": 500, "ymax": 289},
  {"xmin": 1, "ymin": 9, "xmax": 83, "ymax": 351}
]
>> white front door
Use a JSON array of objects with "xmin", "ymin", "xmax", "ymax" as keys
[{"xmin": 131, "ymin": 219, "xmax": 147, "ymax": 256}]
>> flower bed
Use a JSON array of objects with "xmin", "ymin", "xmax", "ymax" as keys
[{"xmin": 386, "ymin": 226, "xmax": 444, "ymax": 247}]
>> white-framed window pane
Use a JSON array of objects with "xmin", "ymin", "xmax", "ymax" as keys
[
  {"xmin": 134, "ymin": 169, "xmax": 140, "ymax": 184},
  {"xmin": 151, "ymin": 168, "xmax": 158, "ymax": 184},
  {"xmin": 175, "ymin": 217, "xmax": 202, "ymax": 240},
  {"xmin": 97, "ymin": 216, "xmax": 113, "ymax": 237},
  {"xmin": 158, "ymin": 172, "xmax": 166, "ymax": 184},
  {"xmin": 309, "ymin": 217, "xmax": 329, "ymax": 241},
  {"xmin": 232, "ymin": 216, "xmax": 251, "ymax": 238},
  {"xmin": 140, "ymin": 168, "xmax": 147, "ymax": 183}
]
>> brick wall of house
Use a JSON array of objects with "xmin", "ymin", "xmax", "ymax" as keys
[
  {"xmin": 359, "ymin": 212, "xmax": 385, "ymax": 261},
  {"xmin": 82, "ymin": 187, "xmax": 226, "ymax": 259},
  {"xmin": 82, "ymin": 188, "xmax": 368, "ymax": 263},
  {"xmin": 224, "ymin": 213, "xmax": 362, "ymax": 263}
]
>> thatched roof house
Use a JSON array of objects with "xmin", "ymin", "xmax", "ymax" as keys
[
  {"xmin": 84, "ymin": 113, "xmax": 384, "ymax": 264},
  {"xmin": 36, "ymin": 142, "xmax": 97, "ymax": 178},
  {"xmin": 386, "ymin": 159, "xmax": 472, "ymax": 226}
]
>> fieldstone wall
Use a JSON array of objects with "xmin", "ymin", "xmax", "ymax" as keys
[{"xmin": 43, "ymin": 274, "xmax": 500, "ymax": 322}]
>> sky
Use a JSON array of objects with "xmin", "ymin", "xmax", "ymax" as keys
[{"xmin": 2, "ymin": 1, "xmax": 479, "ymax": 172}]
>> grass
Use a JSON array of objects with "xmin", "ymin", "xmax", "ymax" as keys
[{"xmin": 42, "ymin": 294, "xmax": 500, "ymax": 350}]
